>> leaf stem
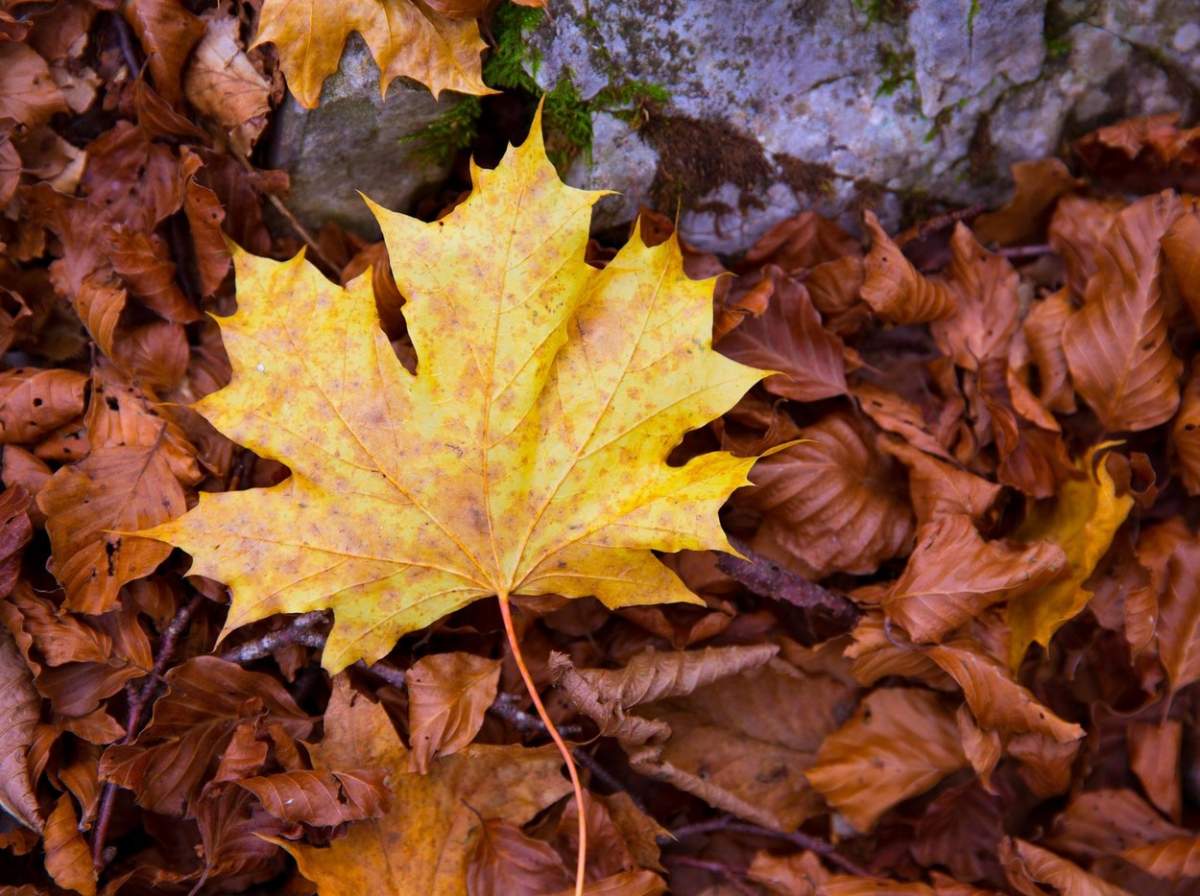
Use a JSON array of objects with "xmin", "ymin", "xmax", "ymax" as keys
[{"xmin": 497, "ymin": 592, "xmax": 587, "ymax": 896}]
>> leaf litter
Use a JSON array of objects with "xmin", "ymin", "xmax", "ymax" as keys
[{"xmin": 2, "ymin": 3, "xmax": 1200, "ymax": 896}]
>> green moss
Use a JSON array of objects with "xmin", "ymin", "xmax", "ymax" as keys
[
  {"xmin": 853, "ymin": 0, "xmax": 909, "ymax": 26},
  {"xmin": 1045, "ymin": 35, "xmax": 1071, "ymax": 59},
  {"xmin": 967, "ymin": 0, "xmax": 980, "ymax": 38},
  {"xmin": 875, "ymin": 44, "xmax": 915, "ymax": 98},
  {"xmin": 399, "ymin": 2, "xmax": 668, "ymax": 171},
  {"xmin": 401, "ymin": 98, "xmax": 483, "ymax": 164}
]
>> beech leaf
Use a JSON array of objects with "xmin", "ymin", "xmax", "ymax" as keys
[{"xmin": 407, "ymin": 651, "xmax": 501, "ymax": 773}]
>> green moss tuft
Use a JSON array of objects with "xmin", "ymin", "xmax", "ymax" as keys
[{"xmin": 401, "ymin": 98, "xmax": 483, "ymax": 164}]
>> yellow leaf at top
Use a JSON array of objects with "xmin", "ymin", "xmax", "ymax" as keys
[
  {"xmin": 140, "ymin": 112, "xmax": 767, "ymax": 671},
  {"xmin": 1007, "ymin": 444, "xmax": 1133, "ymax": 668},
  {"xmin": 254, "ymin": 0, "xmax": 493, "ymax": 108}
]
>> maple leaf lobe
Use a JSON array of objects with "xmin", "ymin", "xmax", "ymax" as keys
[{"xmin": 141, "ymin": 116, "xmax": 767, "ymax": 671}]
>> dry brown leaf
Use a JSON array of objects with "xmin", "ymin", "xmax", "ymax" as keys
[
  {"xmin": 122, "ymin": 0, "xmax": 206, "ymax": 105},
  {"xmin": 1062, "ymin": 192, "xmax": 1183, "ymax": 432},
  {"xmin": 547, "ymin": 871, "xmax": 667, "ymax": 896},
  {"xmin": 99, "ymin": 657, "xmax": 313, "ymax": 815},
  {"xmin": 716, "ymin": 269, "xmax": 847, "ymax": 402},
  {"xmin": 1128, "ymin": 720, "xmax": 1181, "ymax": 821},
  {"xmin": 1047, "ymin": 789, "xmax": 1186, "ymax": 859},
  {"xmin": 407, "ymin": 651, "xmax": 501, "ymax": 773},
  {"xmin": 843, "ymin": 609, "xmax": 953, "ymax": 688},
  {"xmin": 861, "ymin": 211, "xmax": 956, "ymax": 323},
  {"xmin": 805, "ymin": 687, "xmax": 966, "ymax": 832},
  {"xmin": 630, "ymin": 657, "xmax": 855, "ymax": 831},
  {"xmin": 44, "ymin": 795, "xmax": 95, "ymax": 896},
  {"xmin": 974, "ymin": 159, "xmax": 1083, "ymax": 246},
  {"xmin": 1001, "ymin": 838, "xmax": 1132, "ymax": 896},
  {"xmin": 109, "ymin": 228, "xmax": 201, "ymax": 324},
  {"xmin": 1023, "ymin": 289, "xmax": 1078, "ymax": 415},
  {"xmin": 1049, "ymin": 195, "xmax": 1123, "ymax": 300},
  {"xmin": 1119, "ymin": 837, "xmax": 1200, "ymax": 880},
  {"xmin": 0, "ymin": 625, "xmax": 41, "ymax": 831},
  {"xmin": 1163, "ymin": 207, "xmax": 1200, "ymax": 326},
  {"xmin": 745, "ymin": 411, "xmax": 914, "ymax": 578},
  {"xmin": 0, "ymin": 368, "xmax": 88, "ymax": 445},
  {"xmin": 1171, "ymin": 365, "xmax": 1200, "ymax": 494},
  {"xmin": 925, "ymin": 639, "xmax": 1084, "ymax": 743},
  {"xmin": 879, "ymin": 436, "xmax": 1001, "ymax": 526},
  {"xmin": 239, "ymin": 768, "xmax": 388, "ymax": 826},
  {"xmin": 852, "ymin": 382, "xmax": 956, "ymax": 463},
  {"xmin": 550, "ymin": 644, "xmax": 778, "ymax": 745},
  {"xmin": 276, "ymin": 677, "xmax": 572, "ymax": 896},
  {"xmin": 932, "ymin": 224, "xmax": 1021, "ymax": 370},
  {"xmin": 184, "ymin": 13, "xmax": 271, "ymax": 154},
  {"xmin": 884, "ymin": 515, "xmax": 1066, "ymax": 643},
  {"xmin": 467, "ymin": 818, "xmax": 571, "ymax": 896},
  {"xmin": 0, "ymin": 43, "xmax": 67, "ymax": 127}
]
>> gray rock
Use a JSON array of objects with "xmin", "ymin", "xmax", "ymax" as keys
[
  {"xmin": 266, "ymin": 35, "xmax": 461, "ymax": 238},
  {"xmin": 523, "ymin": 0, "xmax": 1200, "ymax": 252}
]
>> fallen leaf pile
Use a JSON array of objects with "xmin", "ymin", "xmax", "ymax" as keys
[{"xmin": 3, "ymin": 2, "xmax": 1200, "ymax": 895}]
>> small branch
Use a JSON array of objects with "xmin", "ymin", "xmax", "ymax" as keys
[
  {"xmin": 356, "ymin": 658, "xmax": 408, "ymax": 690},
  {"xmin": 218, "ymin": 611, "xmax": 329, "ymax": 664},
  {"xmin": 489, "ymin": 690, "xmax": 582, "ymax": 737},
  {"xmin": 231, "ymin": 152, "xmax": 335, "ymax": 273},
  {"xmin": 665, "ymin": 815, "xmax": 871, "ymax": 878},
  {"xmin": 897, "ymin": 203, "xmax": 986, "ymax": 246},
  {"xmin": 666, "ymin": 856, "xmax": 758, "ymax": 896},
  {"xmin": 109, "ymin": 11, "xmax": 141, "ymax": 78},
  {"xmin": 93, "ymin": 593, "xmax": 206, "ymax": 868},
  {"xmin": 994, "ymin": 242, "xmax": 1055, "ymax": 260},
  {"xmin": 718, "ymin": 546, "xmax": 859, "ymax": 633}
]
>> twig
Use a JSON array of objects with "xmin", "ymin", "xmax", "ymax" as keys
[
  {"xmin": 569, "ymin": 746, "xmax": 647, "ymax": 812},
  {"xmin": 995, "ymin": 242, "xmax": 1055, "ymax": 260},
  {"xmin": 231, "ymin": 152, "xmax": 336, "ymax": 273},
  {"xmin": 665, "ymin": 816, "xmax": 872, "ymax": 878},
  {"xmin": 93, "ymin": 593, "xmax": 206, "ymax": 867},
  {"xmin": 897, "ymin": 203, "xmax": 987, "ymax": 246},
  {"xmin": 666, "ymin": 856, "xmax": 758, "ymax": 896},
  {"xmin": 109, "ymin": 11, "xmax": 141, "ymax": 78},
  {"xmin": 717, "ymin": 545, "xmax": 859, "ymax": 632},
  {"xmin": 356, "ymin": 658, "xmax": 408, "ymax": 690},
  {"xmin": 489, "ymin": 691, "xmax": 583, "ymax": 737},
  {"xmin": 217, "ymin": 611, "xmax": 329, "ymax": 664}
]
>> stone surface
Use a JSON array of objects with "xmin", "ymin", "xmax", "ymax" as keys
[
  {"xmin": 523, "ymin": 0, "xmax": 1200, "ymax": 251},
  {"xmin": 266, "ymin": 35, "xmax": 461, "ymax": 238}
]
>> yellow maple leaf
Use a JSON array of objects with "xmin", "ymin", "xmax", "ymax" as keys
[
  {"xmin": 140, "ymin": 111, "xmax": 766, "ymax": 673},
  {"xmin": 270, "ymin": 677, "xmax": 572, "ymax": 896},
  {"xmin": 253, "ymin": 0, "xmax": 493, "ymax": 107},
  {"xmin": 1006, "ymin": 444, "xmax": 1133, "ymax": 668}
]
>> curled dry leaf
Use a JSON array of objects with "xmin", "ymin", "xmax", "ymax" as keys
[
  {"xmin": 43, "ymin": 794, "xmax": 95, "ymax": 896},
  {"xmin": 407, "ymin": 651, "xmax": 501, "ymax": 773},
  {"xmin": 805, "ymin": 688, "xmax": 966, "ymax": 833},
  {"xmin": 884, "ymin": 514, "xmax": 1066, "ymax": 643},
  {"xmin": 1001, "ymin": 838, "xmax": 1133, "ymax": 896},
  {"xmin": 239, "ymin": 768, "xmax": 388, "ymax": 826},
  {"xmin": 254, "ymin": 0, "xmax": 492, "ymax": 107},
  {"xmin": 716, "ymin": 269, "xmax": 848, "ymax": 402},
  {"xmin": 924, "ymin": 640, "xmax": 1084, "ymax": 743},
  {"xmin": 1007, "ymin": 445, "xmax": 1133, "ymax": 668},
  {"xmin": 274, "ymin": 677, "xmax": 572, "ymax": 896},
  {"xmin": 1047, "ymin": 789, "xmax": 1186, "ymax": 859},
  {"xmin": 467, "ymin": 818, "xmax": 572, "ymax": 896},
  {"xmin": 99, "ymin": 657, "xmax": 313, "ymax": 815},
  {"xmin": 744, "ymin": 411, "xmax": 914, "ymax": 578},
  {"xmin": 1023, "ymin": 289, "xmax": 1077, "ymax": 415},
  {"xmin": 629, "ymin": 657, "xmax": 855, "ymax": 831},
  {"xmin": 1171, "ymin": 366, "xmax": 1200, "ymax": 494},
  {"xmin": 1129, "ymin": 720, "xmax": 1182, "ymax": 821},
  {"xmin": 0, "ymin": 368, "xmax": 88, "ymax": 445},
  {"xmin": 122, "ymin": 0, "xmax": 206, "ymax": 105},
  {"xmin": 40, "ymin": 364, "xmax": 199, "ymax": 614},
  {"xmin": 1062, "ymin": 192, "xmax": 1183, "ymax": 432},
  {"xmin": 549, "ymin": 644, "xmax": 778, "ymax": 744},
  {"xmin": 0, "ymin": 625, "xmax": 41, "ymax": 831},
  {"xmin": 861, "ymin": 211, "xmax": 956, "ymax": 324},
  {"xmin": 0, "ymin": 42, "xmax": 67, "ymax": 127},
  {"xmin": 879, "ymin": 436, "xmax": 1001, "ymax": 526},
  {"xmin": 932, "ymin": 224, "xmax": 1021, "ymax": 371},
  {"xmin": 974, "ymin": 159, "xmax": 1083, "ymax": 246},
  {"xmin": 1152, "ymin": 535, "xmax": 1200, "ymax": 700},
  {"xmin": 1119, "ymin": 837, "xmax": 1200, "ymax": 880},
  {"xmin": 184, "ymin": 13, "xmax": 271, "ymax": 154}
]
